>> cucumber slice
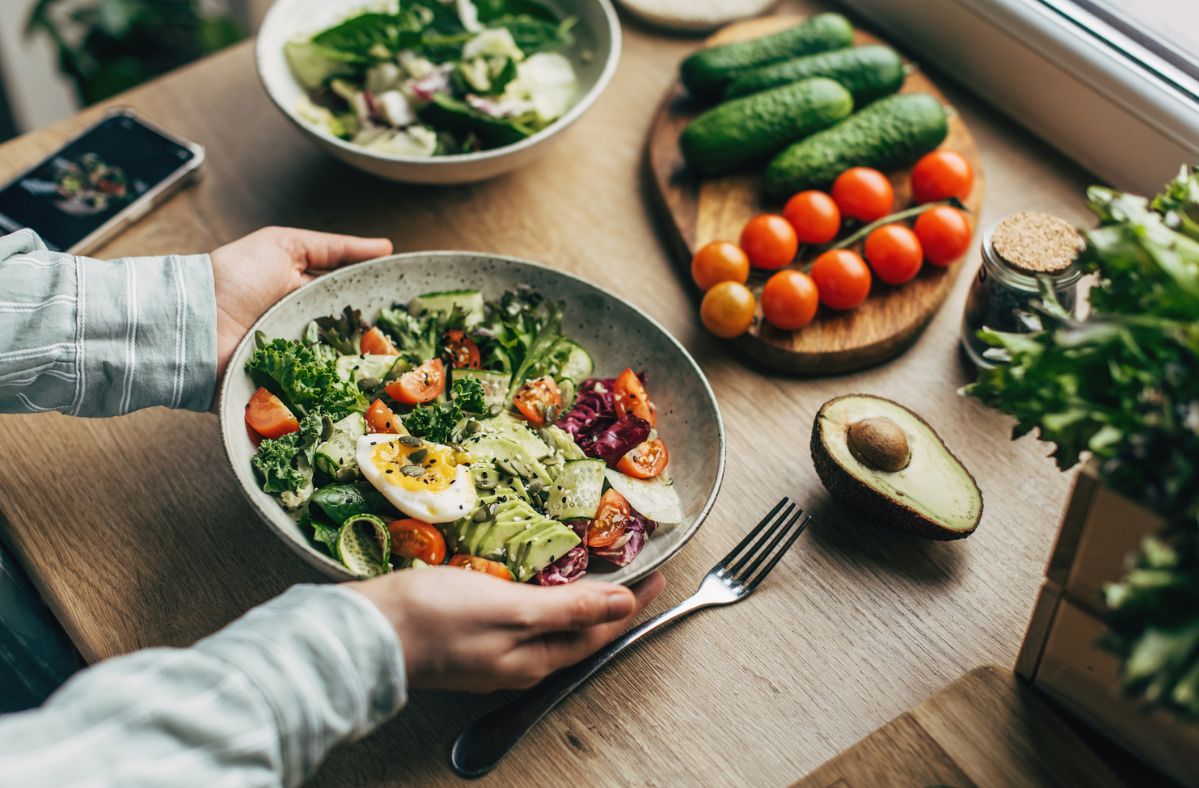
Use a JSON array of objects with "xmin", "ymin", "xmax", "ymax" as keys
[
  {"xmin": 548, "ymin": 459, "xmax": 606, "ymax": 521},
  {"xmin": 314, "ymin": 413, "xmax": 366, "ymax": 481},
  {"xmin": 553, "ymin": 339, "xmax": 594, "ymax": 381},
  {"xmin": 335, "ymin": 354, "xmax": 400, "ymax": 383},
  {"xmin": 453, "ymin": 368, "xmax": 511, "ymax": 411},
  {"xmin": 336, "ymin": 513, "xmax": 391, "ymax": 577},
  {"xmin": 604, "ymin": 469, "xmax": 685, "ymax": 525},
  {"xmin": 409, "ymin": 289, "xmax": 484, "ymax": 327}
]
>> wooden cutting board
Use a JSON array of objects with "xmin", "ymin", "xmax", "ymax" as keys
[
  {"xmin": 647, "ymin": 16, "xmax": 984, "ymax": 374},
  {"xmin": 794, "ymin": 666, "xmax": 1163, "ymax": 787}
]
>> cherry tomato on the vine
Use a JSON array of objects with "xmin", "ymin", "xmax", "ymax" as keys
[
  {"xmin": 700, "ymin": 281, "xmax": 756, "ymax": 338},
  {"xmin": 761, "ymin": 269, "xmax": 819, "ymax": 330},
  {"xmin": 782, "ymin": 190, "xmax": 841, "ymax": 245},
  {"xmin": 740, "ymin": 214, "xmax": 798, "ymax": 270},
  {"xmin": 690, "ymin": 240, "xmax": 749, "ymax": 291},
  {"xmin": 864, "ymin": 224, "xmax": 924, "ymax": 285},
  {"xmin": 810, "ymin": 249, "xmax": 872, "ymax": 310},
  {"xmin": 832, "ymin": 167, "xmax": 894, "ymax": 222},
  {"xmin": 914, "ymin": 206, "xmax": 972, "ymax": 266},
  {"xmin": 910, "ymin": 150, "xmax": 974, "ymax": 203}
]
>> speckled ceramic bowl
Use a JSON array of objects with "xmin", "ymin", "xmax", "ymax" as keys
[
  {"xmin": 219, "ymin": 252, "xmax": 725, "ymax": 585},
  {"xmin": 256, "ymin": 0, "xmax": 621, "ymax": 184}
]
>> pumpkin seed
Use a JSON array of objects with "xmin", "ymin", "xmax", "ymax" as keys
[
  {"xmin": 399, "ymin": 435, "xmax": 423, "ymax": 447},
  {"xmin": 401, "ymin": 464, "xmax": 425, "ymax": 477},
  {"xmin": 408, "ymin": 448, "xmax": 429, "ymax": 464}
]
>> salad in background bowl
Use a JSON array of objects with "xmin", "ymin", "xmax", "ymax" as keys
[
  {"xmin": 219, "ymin": 252, "xmax": 724, "ymax": 585},
  {"xmin": 256, "ymin": 0, "xmax": 620, "ymax": 183}
]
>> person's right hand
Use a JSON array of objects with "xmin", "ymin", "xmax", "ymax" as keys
[{"xmin": 348, "ymin": 567, "xmax": 664, "ymax": 692}]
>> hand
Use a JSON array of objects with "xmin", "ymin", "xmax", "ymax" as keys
[
  {"xmin": 349, "ymin": 567, "xmax": 665, "ymax": 691},
  {"xmin": 210, "ymin": 227, "xmax": 393, "ymax": 387}
]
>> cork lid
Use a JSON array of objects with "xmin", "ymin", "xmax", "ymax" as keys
[{"xmin": 990, "ymin": 211, "xmax": 1083, "ymax": 275}]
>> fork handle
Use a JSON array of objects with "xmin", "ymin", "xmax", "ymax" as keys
[{"xmin": 450, "ymin": 594, "xmax": 712, "ymax": 778}]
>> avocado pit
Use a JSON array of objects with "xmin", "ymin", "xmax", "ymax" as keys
[{"xmin": 847, "ymin": 417, "xmax": 910, "ymax": 472}]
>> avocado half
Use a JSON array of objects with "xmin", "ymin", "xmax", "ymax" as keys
[{"xmin": 811, "ymin": 395, "xmax": 983, "ymax": 540}]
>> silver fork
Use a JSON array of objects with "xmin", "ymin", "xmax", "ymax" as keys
[{"xmin": 450, "ymin": 497, "xmax": 812, "ymax": 778}]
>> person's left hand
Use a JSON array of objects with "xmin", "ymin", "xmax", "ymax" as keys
[{"xmin": 210, "ymin": 226, "xmax": 393, "ymax": 385}]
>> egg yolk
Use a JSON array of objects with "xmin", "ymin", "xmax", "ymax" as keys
[{"xmin": 370, "ymin": 441, "xmax": 460, "ymax": 491}]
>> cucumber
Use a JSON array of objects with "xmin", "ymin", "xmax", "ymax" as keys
[
  {"xmin": 680, "ymin": 78, "xmax": 853, "ymax": 177},
  {"xmin": 724, "ymin": 45, "xmax": 905, "ymax": 106},
  {"xmin": 335, "ymin": 353, "xmax": 400, "ymax": 383},
  {"xmin": 453, "ymin": 368, "xmax": 511, "ymax": 411},
  {"xmin": 604, "ymin": 469, "xmax": 685, "ymax": 525},
  {"xmin": 553, "ymin": 339, "xmax": 594, "ymax": 381},
  {"xmin": 314, "ymin": 413, "xmax": 366, "ymax": 481},
  {"xmin": 765, "ymin": 93, "xmax": 948, "ymax": 198},
  {"xmin": 680, "ymin": 13, "xmax": 853, "ymax": 99},
  {"xmin": 547, "ymin": 459, "xmax": 606, "ymax": 521},
  {"xmin": 336, "ymin": 513, "xmax": 391, "ymax": 577},
  {"xmin": 408, "ymin": 289, "xmax": 485, "ymax": 327}
]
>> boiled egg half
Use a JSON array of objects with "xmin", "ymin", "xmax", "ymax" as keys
[{"xmin": 356, "ymin": 434, "xmax": 477, "ymax": 523}]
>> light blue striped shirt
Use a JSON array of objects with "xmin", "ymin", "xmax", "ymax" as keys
[{"xmin": 0, "ymin": 230, "xmax": 408, "ymax": 786}]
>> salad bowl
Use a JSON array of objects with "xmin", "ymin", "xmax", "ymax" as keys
[
  {"xmin": 255, "ymin": 0, "xmax": 621, "ymax": 184},
  {"xmin": 219, "ymin": 252, "xmax": 725, "ymax": 585}
]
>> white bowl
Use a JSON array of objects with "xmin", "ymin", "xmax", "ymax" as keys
[
  {"xmin": 255, "ymin": 0, "xmax": 621, "ymax": 184},
  {"xmin": 219, "ymin": 252, "xmax": 726, "ymax": 585}
]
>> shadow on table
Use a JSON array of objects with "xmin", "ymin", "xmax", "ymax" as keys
[{"xmin": 804, "ymin": 493, "xmax": 968, "ymax": 589}]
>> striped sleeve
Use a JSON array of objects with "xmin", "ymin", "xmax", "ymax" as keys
[
  {"xmin": 0, "ymin": 229, "xmax": 217, "ymax": 416},
  {"xmin": 0, "ymin": 585, "xmax": 408, "ymax": 787}
]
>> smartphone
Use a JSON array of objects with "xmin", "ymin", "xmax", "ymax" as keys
[{"xmin": 0, "ymin": 109, "xmax": 205, "ymax": 254}]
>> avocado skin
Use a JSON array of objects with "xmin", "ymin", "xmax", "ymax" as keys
[
  {"xmin": 681, "ymin": 13, "xmax": 854, "ymax": 100},
  {"xmin": 810, "ymin": 395, "xmax": 983, "ymax": 540},
  {"xmin": 765, "ymin": 93, "xmax": 948, "ymax": 197},
  {"xmin": 724, "ymin": 45, "xmax": 905, "ymax": 106},
  {"xmin": 680, "ymin": 78, "xmax": 853, "ymax": 177}
]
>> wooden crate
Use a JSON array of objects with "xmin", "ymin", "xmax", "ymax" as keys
[{"xmin": 1018, "ymin": 464, "xmax": 1198, "ymax": 787}]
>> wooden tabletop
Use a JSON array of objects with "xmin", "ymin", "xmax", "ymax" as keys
[{"xmin": 0, "ymin": 3, "xmax": 1097, "ymax": 785}]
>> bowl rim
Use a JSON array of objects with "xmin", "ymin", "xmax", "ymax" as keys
[
  {"xmin": 254, "ymin": 0, "xmax": 623, "ymax": 167},
  {"xmin": 219, "ymin": 250, "xmax": 726, "ymax": 585}
]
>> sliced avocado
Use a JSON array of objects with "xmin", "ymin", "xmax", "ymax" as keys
[
  {"xmin": 505, "ymin": 519, "xmax": 581, "ymax": 582},
  {"xmin": 477, "ymin": 497, "xmax": 547, "ymax": 559},
  {"xmin": 314, "ymin": 413, "xmax": 366, "ymax": 480},
  {"xmin": 811, "ymin": 395, "xmax": 983, "ymax": 539},
  {"xmin": 474, "ymin": 412, "xmax": 551, "ymax": 458}
]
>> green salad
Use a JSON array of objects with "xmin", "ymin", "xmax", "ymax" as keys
[
  {"xmin": 244, "ymin": 287, "xmax": 683, "ymax": 584},
  {"xmin": 285, "ymin": 0, "xmax": 580, "ymax": 156}
]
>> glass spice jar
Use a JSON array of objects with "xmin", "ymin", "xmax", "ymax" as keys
[{"xmin": 961, "ymin": 211, "xmax": 1083, "ymax": 369}]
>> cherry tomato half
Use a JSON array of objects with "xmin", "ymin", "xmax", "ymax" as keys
[
  {"xmin": 513, "ymin": 376, "xmax": 563, "ymax": 427},
  {"xmin": 366, "ymin": 398, "xmax": 402, "ymax": 434},
  {"xmin": 617, "ymin": 438, "xmax": 669, "ymax": 479},
  {"xmin": 832, "ymin": 167, "xmax": 894, "ymax": 223},
  {"xmin": 783, "ymin": 190, "xmax": 841, "ymax": 245},
  {"xmin": 691, "ymin": 241, "xmax": 750, "ymax": 291},
  {"xmin": 740, "ymin": 214, "xmax": 798, "ymax": 270},
  {"xmin": 914, "ymin": 206, "xmax": 973, "ymax": 267},
  {"xmin": 587, "ymin": 488, "xmax": 631, "ymax": 548},
  {"xmin": 360, "ymin": 326, "xmax": 400, "ymax": 356},
  {"xmin": 613, "ymin": 368, "xmax": 656, "ymax": 427},
  {"xmin": 761, "ymin": 269, "xmax": 819, "ymax": 330},
  {"xmin": 910, "ymin": 150, "xmax": 974, "ymax": 204},
  {"xmin": 700, "ymin": 281, "xmax": 756, "ymax": 339},
  {"xmin": 385, "ymin": 358, "xmax": 445, "ymax": 405},
  {"xmin": 448, "ymin": 554, "xmax": 513, "ymax": 580},
  {"xmin": 444, "ymin": 329, "xmax": 481, "ymax": 369},
  {"xmin": 245, "ymin": 387, "xmax": 299, "ymax": 439},
  {"xmin": 389, "ymin": 518, "xmax": 447, "ymax": 565},
  {"xmin": 810, "ymin": 249, "xmax": 872, "ymax": 310},
  {"xmin": 864, "ymin": 224, "xmax": 924, "ymax": 285}
]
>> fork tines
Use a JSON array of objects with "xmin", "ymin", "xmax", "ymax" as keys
[{"xmin": 717, "ymin": 497, "xmax": 810, "ymax": 591}]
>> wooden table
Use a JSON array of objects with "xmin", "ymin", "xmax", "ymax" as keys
[{"xmin": 0, "ymin": 3, "xmax": 1099, "ymax": 785}]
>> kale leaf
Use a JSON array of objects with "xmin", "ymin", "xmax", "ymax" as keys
[
  {"xmin": 246, "ymin": 333, "xmax": 368, "ymax": 417},
  {"xmin": 251, "ymin": 412, "xmax": 324, "ymax": 502},
  {"xmin": 401, "ymin": 376, "xmax": 486, "ymax": 444}
]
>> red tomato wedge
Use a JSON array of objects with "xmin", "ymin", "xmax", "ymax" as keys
[
  {"xmin": 366, "ymin": 398, "xmax": 402, "ymax": 434},
  {"xmin": 448, "ymin": 554, "xmax": 513, "ymax": 580},
  {"xmin": 361, "ymin": 326, "xmax": 400, "ymax": 356},
  {"xmin": 389, "ymin": 519, "xmax": 447, "ymax": 565},
  {"xmin": 587, "ymin": 489, "xmax": 631, "ymax": 548},
  {"xmin": 513, "ymin": 376, "xmax": 562, "ymax": 427},
  {"xmin": 613, "ymin": 368, "xmax": 656, "ymax": 427},
  {"xmin": 385, "ymin": 358, "xmax": 445, "ymax": 405},
  {"xmin": 444, "ymin": 329, "xmax": 482, "ymax": 369},
  {"xmin": 245, "ymin": 387, "xmax": 299, "ymax": 439},
  {"xmin": 617, "ymin": 438, "xmax": 669, "ymax": 479}
]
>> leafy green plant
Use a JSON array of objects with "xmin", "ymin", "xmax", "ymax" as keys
[
  {"xmin": 966, "ymin": 166, "xmax": 1199, "ymax": 718},
  {"xmin": 27, "ymin": 0, "xmax": 244, "ymax": 105}
]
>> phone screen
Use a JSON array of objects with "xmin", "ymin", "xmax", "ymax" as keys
[{"xmin": 0, "ymin": 112, "xmax": 199, "ymax": 252}]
